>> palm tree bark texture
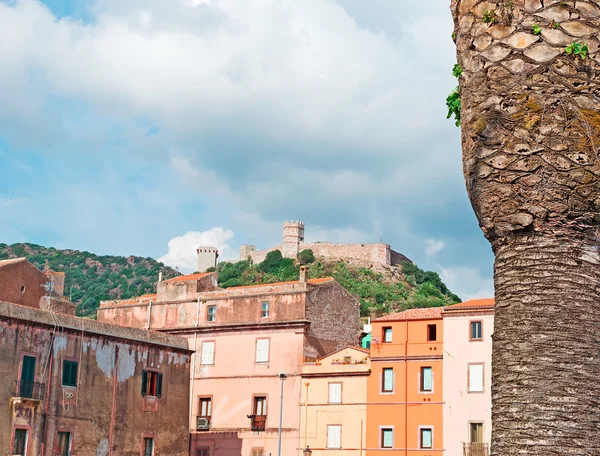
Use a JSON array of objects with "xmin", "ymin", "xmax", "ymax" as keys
[{"xmin": 450, "ymin": 0, "xmax": 600, "ymax": 454}]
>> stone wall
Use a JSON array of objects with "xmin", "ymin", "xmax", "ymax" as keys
[
  {"xmin": 0, "ymin": 301, "xmax": 191, "ymax": 456},
  {"xmin": 0, "ymin": 259, "xmax": 48, "ymax": 309}
]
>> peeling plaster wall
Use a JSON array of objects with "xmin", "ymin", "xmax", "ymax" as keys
[{"xmin": 0, "ymin": 312, "xmax": 191, "ymax": 456}]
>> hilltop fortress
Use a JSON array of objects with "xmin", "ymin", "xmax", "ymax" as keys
[{"xmin": 239, "ymin": 221, "xmax": 411, "ymax": 267}]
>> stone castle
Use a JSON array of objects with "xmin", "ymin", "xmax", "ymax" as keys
[{"xmin": 239, "ymin": 221, "xmax": 411, "ymax": 267}]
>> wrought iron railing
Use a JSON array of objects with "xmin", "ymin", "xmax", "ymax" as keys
[
  {"xmin": 463, "ymin": 442, "xmax": 489, "ymax": 456},
  {"xmin": 14, "ymin": 380, "xmax": 45, "ymax": 400},
  {"xmin": 196, "ymin": 416, "xmax": 211, "ymax": 430},
  {"xmin": 249, "ymin": 415, "xmax": 266, "ymax": 431}
]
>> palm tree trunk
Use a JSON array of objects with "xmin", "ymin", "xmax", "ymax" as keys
[{"xmin": 451, "ymin": 0, "xmax": 600, "ymax": 454}]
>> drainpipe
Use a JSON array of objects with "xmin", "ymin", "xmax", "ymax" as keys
[
  {"xmin": 195, "ymin": 298, "xmax": 201, "ymax": 327},
  {"xmin": 41, "ymin": 333, "xmax": 54, "ymax": 456},
  {"xmin": 405, "ymin": 319, "xmax": 408, "ymax": 456},
  {"xmin": 189, "ymin": 333, "xmax": 198, "ymax": 431},
  {"xmin": 109, "ymin": 345, "xmax": 119, "ymax": 456},
  {"xmin": 304, "ymin": 382, "xmax": 310, "ymax": 449},
  {"xmin": 360, "ymin": 419, "xmax": 363, "ymax": 456}
]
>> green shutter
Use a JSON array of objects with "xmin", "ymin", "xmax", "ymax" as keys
[
  {"xmin": 62, "ymin": 360, "xmax": 78, "ymax": 387},
  {"xmin": 142, "ymin": 371, "xmax": 148, "ymax": 396},
  {"xmin": 156, "ymin": 373, "xmax": 163, "ymax": 398}
]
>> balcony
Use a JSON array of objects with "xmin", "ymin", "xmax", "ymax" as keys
[
  {"xmin": 248, "ymin": 415, "xmax": 266, "ymax": 431},
  {"xmin": 463, "ymin": 442, "xmax": 489, "ymax": 456},
  {"xmin": 196, "ymin": 416, "xmax": 211, "ymax": 431},
  {"xmin": 13, "ymin": 381, "xmax": 45, "ymax": 402}
]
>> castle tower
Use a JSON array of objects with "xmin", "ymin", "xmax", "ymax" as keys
[
  {"xmin": 197, "ymin": 246, "xmax": 219, "ymax": 272},
  {"xmin": 282, "ymin": 220, "xmax": 305, "ymax": 259}
]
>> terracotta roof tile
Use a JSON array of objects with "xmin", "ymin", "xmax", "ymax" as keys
[
  {"xmin": 226, "ymin": 278, "xmax": 333, "ymax": 290},
  {"xmin": 373, "ymin": 307, "xmax": 443, "ymax": 322},
  {"xmin": 444, "ymin": 298, "xmax": 495, "ymax": 310},
  {"xmin": 163, "ymin": 272, "xmax": 213, "ymax": 283}
]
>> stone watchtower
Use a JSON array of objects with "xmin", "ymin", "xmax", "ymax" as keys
[
  {"xmin": 197, "ymin": 246, "xmax": 219, "ymax": 272},
  {"xmin": 282, "ymin": 220, "xmax": 305, "ymax": 259}
]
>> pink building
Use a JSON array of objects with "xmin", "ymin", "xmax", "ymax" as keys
[
  {"xmin": 97, "ymin": 268, "xmax": 361, "ymax": 456},
  {"xmin": 442, "ymin": 299, "xmax": 494, "ymax": 456}
]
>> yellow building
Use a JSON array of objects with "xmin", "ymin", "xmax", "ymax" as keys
[{"xmin": 301, "ymin": 346, "xmax": 370, "ymax": 455}]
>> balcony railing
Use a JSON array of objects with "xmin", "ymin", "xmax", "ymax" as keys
[
  {"xmin": 14, "ymin": 380, "xmax": 46, "ymax": 401},
  {"xmin": 196, "ymin": 416, "xmax": 211, "ymax": 431},
  {"xmin": 463, "ymin": 442, "xmax": 489, "ymax": 456},
  {"xmin": 249, "ymin": 415, "xmax": 266, "ymax": 431}
]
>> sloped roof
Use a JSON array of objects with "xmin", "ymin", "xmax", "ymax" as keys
[
  {"xmin": 0, "ymin": 258, "xmax": 28, "ymax": 268},
  {"xmin": 226, "ymin": 277, "xmax": 333, "ymax": 290},
  {"xmin": 162, "ymin": 272, "xmax": 214, "ymax": 283},
  {"xmin": 373, "ymin": 307, "xmax": 443, "ymax": 322},
  {"xmin": 444, "ymin": 298, "xmax": 495, "ymax": 310}
]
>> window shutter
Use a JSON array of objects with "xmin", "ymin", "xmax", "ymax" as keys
[
  {"xmin": 469, "ymin": 364, "xmax": 483, "ymax": 391},
  {"xmin": 142, "ymin": 371, "xmax": 148, "ymax": 396},
  {"xmin": 202, "ymin": 342, "xmax": 215, "ymax": 365},
  {"xmin": 256, "ymin": 339, "xmax": 269, "ymax": 363},
  {"xmin": 156, "ymin": 373, "xmax": 163, "ymax": 397},
  {"xmin": 329, "ymin": 383, "xmax": 341, "ymax": 403},
  {"xmin": 328, "ymin": 426, "xmax": 341, "ymax": 448}
]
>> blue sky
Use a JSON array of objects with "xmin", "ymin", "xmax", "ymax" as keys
[{"xmin": 0, "ymin": 0, "xmax": 494, "ymax": 300}]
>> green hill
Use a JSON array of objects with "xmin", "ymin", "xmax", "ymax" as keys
[
  {"xmin": 216, "ymin": 249, "xmax": 461, "ymax": 316},
  {"xmin": 0, "ymin": 243, "xmax": 460, "ymax": 318},
  {"xmin": 0, "ymin": 243, "xmax": 179, "ymax": 317}
]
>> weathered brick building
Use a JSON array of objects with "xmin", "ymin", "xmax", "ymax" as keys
[
  {"xmin": 239, "ymin": 221, "xmax": 411, "ymax": 266},
  {"xmin": 0, "ymin": 300, "xmax": 192, "ymax": 456},
  {"xmin": 0, "ymin": 258, "xmax": 76, "ymax": 316},
  {"xmin": 97, "ymin": 267, "xmax": 361, "ymax": 456}
]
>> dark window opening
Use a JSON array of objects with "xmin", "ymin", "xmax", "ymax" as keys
[
  {"xmin": 141, "ymin": 371, "xmax": 163, "ymax": 397},
  {"xmin": 427, "ymin": 324, "xmax": 437, "ymax": 341},
  {"xmin": 143, "ymin": 437, "xmax": 154, "ymax": 456},
  {"xmin": 55, "ymin": 431, "xmax": 71, "ymax": 456},
  {"xmin": 13, "ymin": 429, "xmax": 27, "ymax": 456},
  {"xmin": 62, "ymin": 360, "xmax": 78, "ymax": 387}
]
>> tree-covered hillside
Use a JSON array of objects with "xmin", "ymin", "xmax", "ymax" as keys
[
  {"xmin": 0, "ymin": 243, "xmax": 179, "ymax": 317},
  {"xmin": 215, "ymin": 249, "xmax": 461, "ymax": 316}
]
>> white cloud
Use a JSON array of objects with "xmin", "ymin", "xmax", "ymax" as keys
[
  {"xmin": 440, "ymin": 266, "xmax": 494, "ymax": 302},
  {"xmin": 425, "ymin": 239, "xmax": 446, "ymax": 256},
  {"xmin": 158, "ymin": 227, "xmax": 235, "ymax": 273}
]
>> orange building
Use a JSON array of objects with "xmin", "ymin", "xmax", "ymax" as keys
[{"xmin": 366, "ymin": 308, "xmax": 443, "ymax": 455}]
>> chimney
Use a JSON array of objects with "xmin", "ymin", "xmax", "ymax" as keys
[
  {"xmin": 158, "ymin": 271, "xmax": 163, "ymax": 283},
  {"xmin": 299, "ymin": 266, "xmax": 308, "ymax": 284}
]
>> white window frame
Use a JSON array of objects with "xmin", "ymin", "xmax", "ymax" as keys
[
  {"xmin": 255, "ymin": 338, "xmax": 270, "ymax": 364},
  {"xmin": 420, "ymin": 366, "xmax": 433, "ymax": 393},
  {"xmin": 327, "ymin": 425, "xmax": 341, "ymax": 449},
  {"xmin": 381, "ymin": 368, "xmax": 394, "ymax": 394},
  {"xmin": 261, "ymin": 301, "xmax": 270, "ymax": 318},
  {"xmin": 328, "ymin": 382, "xmax": 342, "ymax": 404},
  {"xmin": 207, "ymin": 305, "xmax": 216, "ymax": 322},
  {"xmin": 468, "ymin": 363, "xmax": 484, "ymax": 392},
  {"xmin": 201, "ymin": 341, "xmax": 215, "ymax": 365}
]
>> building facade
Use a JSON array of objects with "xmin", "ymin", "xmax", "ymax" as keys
[
  {"xmin": 239, "ymin": 221, "xmax": 411, "ymax": 267},
  {"xmin": 97, "ymin": 270, "xmax": 361, "ymax": 456},
  {"xmin": 0, "ymin": 300, "xmax": 192, "ymax": 456},
  {"xmin": 300, "ymin": 346, "xmax": 370, "ymax": 456},
  {"xmin": 443, "ymin": 299, "xmax": 494, "ymax": 456},
  {"xmin": 366, "ymin": 308, "xmax": 444, "ymax": 455}
]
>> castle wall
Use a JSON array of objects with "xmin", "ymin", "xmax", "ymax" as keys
[{"xmin": 304, "ymin": 242, "xmax": 392, "ymax": 266}]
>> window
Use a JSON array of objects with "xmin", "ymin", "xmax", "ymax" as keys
[
  {"xmin": 420, "ymin": 367, "xmax": 433, "ymax": 392},
  {"xmin": 251, "ymin": 449, "xmax": 264, "ymax": 456},
  {"xmin": 13, "ymin": 429, "xmax": 27, "ymax": 456},
  {"xmin": 252, "ymin": 396, "xmax": 267, "ymax": 431},
  {"xmin": 196, "ymin": 448, "xmax": 210, "ymax": 456},
  {"xmin": 254, "ymin": 396, "xmax": 267, "ymax": 416},
  {"xmin": 470, "ymin": 423, "xmax": 483, "ymax": 443},
  {"xmin": 327, "ymin": 425, "xmax": 341, "ymax": 449},
  {"xmin": 261, "ymin": 301, "xmax": 269, "ymax": 318},
  {"xmin": 468, "ymin": 364, "xmax": 484, "ymax": 392},
  {"xmin": 20, "ymin": 286, "xmax": 26, "ymax": 294},
  {"xmin": 427, "ymin": 324, "xmax": 437, "ymax": 341},
  {"xmin": 62, "ymin": 360, "xmax": 78, "ymax": 387},
  {"xmin": 382, "ymin": 368, "xmax": 394, "ymax": 393},
  {"xmin": 382, "ymin": 327, "xmax": 392, "ymax": 343},
  {"xmin": 381, "ymin": 428, "xmax": 393, "ymax": 449},
  {"xmin": 55, "ymin": 431, "xmax": 71, "ymax": 456},
  {"xmin": 470, "ymin": 321, "xmax": 482, "ymax": 340},
  {"xmin": 207, "ymin": 305, "xmax": 216, "ymax": 322},
  {"xmin": 143, "ymin": 437, "xmax": 155, "ymax": 456},
  {"xmin": 328, "ymin": 383, "xmax": 342, "ymax": 404},
  {"xmin": 141, "ymin": 371, "xmax": 163, "ymax": 397},
  {"xmin": 255, "ymin": 339, "xmax": 270, "ymax": 363},
  {"xmin": 198, "ymin": 397, "xmax": 212, "ymax": 421},
  {"xmin": 201, "ymin": 341, "xmax": 215, "ymax": 365},
  {"xmin": 420, "ymin": 428, "xmax": 433, "ymax": 449}
]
